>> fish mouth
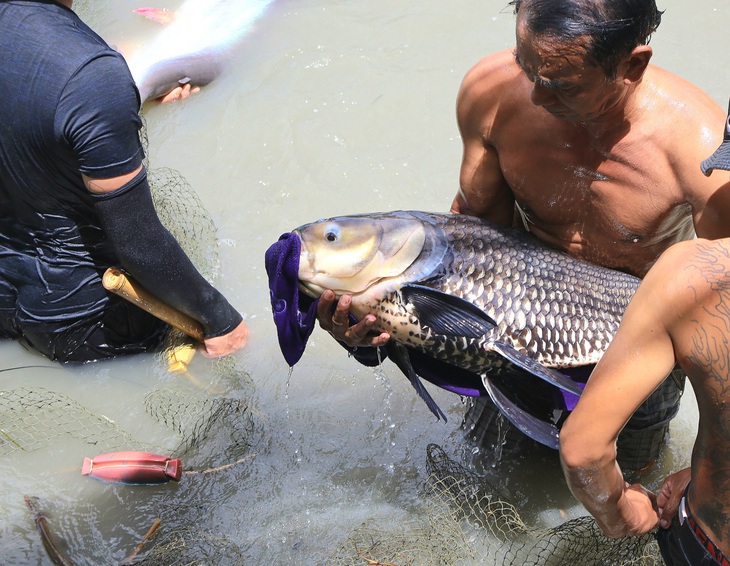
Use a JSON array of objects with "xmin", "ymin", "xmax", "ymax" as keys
[{"xmin": 297, "ymin": 280, "xmax": 326, "ymax": 300}]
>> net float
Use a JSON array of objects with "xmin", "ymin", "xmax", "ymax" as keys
[{"xmin": 82, "ymin": 451, "xmax": 182, "ymax": 485}]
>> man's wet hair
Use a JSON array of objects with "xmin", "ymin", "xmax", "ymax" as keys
[{"xmin": 510, "ymin": 0, "xmax": 663, "ymax": 78}]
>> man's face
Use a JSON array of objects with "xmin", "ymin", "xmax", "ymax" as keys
[{"xmin": 514, "ymin": 19, "xmax": 626, "ymax": 123}]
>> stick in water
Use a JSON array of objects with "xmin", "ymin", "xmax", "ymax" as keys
[
  {"xmin": 121, "ymin": 518, "xmax": 162, "ymax": 565},
  {"xmin": 24, "ymin": 495, "xmax": 75, "ymax": 566}
]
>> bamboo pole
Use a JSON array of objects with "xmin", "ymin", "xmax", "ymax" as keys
[{"xmin": 102, "ymin": 267, "xmax": 205, "ymax": 342}]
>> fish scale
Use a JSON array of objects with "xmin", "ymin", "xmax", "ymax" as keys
[{"xmin": 368, "ymin": 212, "xmax": 639, "ymax": 373}]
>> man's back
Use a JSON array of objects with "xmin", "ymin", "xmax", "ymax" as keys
[{"xmin": 0, "ymin": 0, "xmax": 142, "ymax": 221}]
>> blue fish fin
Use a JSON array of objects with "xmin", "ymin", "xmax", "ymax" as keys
[
  {"xmin": 401, "ymin": 284, "xmax": 497, "ymax": 338},
  {"xmin": 488, "ymin": 341, "xmax": 584, "ymax": 396},
  {"xmin": 482, "ymin": 376, "xmax": 559, "ymax": 449},
  {"xmin": 386, "ymin": 341, "xmax": 447, "ymax": 422}
]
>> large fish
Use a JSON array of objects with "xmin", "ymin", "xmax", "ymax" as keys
[
  {"xmin": 265, "ymin": 211, "xmax": 640, "ymax": 448},
  {"xmin": 126, "ymin": 0, "xmax": 273, "ymax": 103}
]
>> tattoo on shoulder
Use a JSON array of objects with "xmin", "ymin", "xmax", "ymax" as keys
[{"xmin": 685, "ymin": 242, "xmax": 730, "ymax": 408}]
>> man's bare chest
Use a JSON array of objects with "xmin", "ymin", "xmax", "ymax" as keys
[{"xmin": 498, "ymin": 134, "xmax": 679, "ymax": 227}]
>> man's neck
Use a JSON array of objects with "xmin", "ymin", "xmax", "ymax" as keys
[
  {"xmin": 57, "ymin": 0, "xmax": 72, "ymax": 8},
  {"xmin": 578, "ymin": 82, "xmax": 646, "ymax": 142}
]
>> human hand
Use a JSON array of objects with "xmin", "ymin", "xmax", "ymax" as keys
[
  {"xmin": 657, "ymin": 467, "xmax": 692, "ymax": 529},
  {"xmin": 316, "ymin": 290, "xmax": 390, "ymax": 348},
  {"xmin": 622, "ymin": 484, "xmax": 659, "ymax": 536},
  {"xmin": 601, "ymin": 483, "xmax": 658, "ymax": 538},
  {"xmin": 158, "ymin": 82, "xmax": 201, "ymax": 104},
  {"xmin": 199, "ymin": 319, "xmax": 249, "ymax": 358}
]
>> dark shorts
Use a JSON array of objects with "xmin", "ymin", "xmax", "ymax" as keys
[
  {"xmin": 0, "ymin": 289, "xmax": 167, "ymax": 364},
  {"xmin": 656, "ymin": 491, "xmax": 730, "ymax": 566},
  {"xmin": 0, "ymin": 229, "xmax": 168, "ymax": 363},
  {"xmin": 462, "ymin": 368, "xmax": 684, "ymax": 471}
]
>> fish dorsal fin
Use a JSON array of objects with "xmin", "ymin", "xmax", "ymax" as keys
[
  {"xmin": 487, "ymin": 341, "xmax": 584, "ymax": 396},
  {"xmin": 385, "ymin": 341, "xmax": 447, "ymax": 422},
  {"xmin": 401, "ymin": 284, "xmax": 497, "ymax": 339}
]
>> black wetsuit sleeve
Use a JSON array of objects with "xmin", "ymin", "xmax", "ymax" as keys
[{"xmin": 92, "ymin": 167, "xmax": 242, "ymax": 338}]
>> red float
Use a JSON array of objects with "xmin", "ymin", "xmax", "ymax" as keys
[{"xmin": 82, "ymin": 451, "xmax": 182, "ymax": 485}]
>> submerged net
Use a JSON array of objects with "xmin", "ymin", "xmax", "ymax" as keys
[
  {"xmin": 135, "ymin": 527, "xmax": 246, "ymax": 566},
  {"xmin": 325, "ymin": 444, "xmax": 663, "ymax": 566},
  {"xmin": 0, "ymin": 386, "xmax": 148, "ymax": 456}
]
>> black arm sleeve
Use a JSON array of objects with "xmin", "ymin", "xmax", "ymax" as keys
[{"xmin": 92, "ymin": 167, "xmax": 242, "ymax": 338}]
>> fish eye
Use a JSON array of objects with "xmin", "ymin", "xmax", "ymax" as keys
[{"xmin": 324, "ymin": 225, "xmax": 340, "ymax": 243}]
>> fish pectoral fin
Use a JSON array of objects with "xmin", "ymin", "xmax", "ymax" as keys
[
  {"xmin": 385, "ymin": 342, "xmax": 447, "ymax": 422},
  {"xmin": 481, "ymin": 377, "xmax": 559, "ymax": 449},
  {"xmin": 488, "ymin": 341, "xmax": 584, "ymax": 396},
  {"xmin": 401, "ymin": 284, "xmax": 497, "ymax": 339}
]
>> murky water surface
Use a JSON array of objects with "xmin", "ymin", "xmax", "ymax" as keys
[{"xmin": 1, "ymin": 1, "xmax": 728, "ymax": 564}]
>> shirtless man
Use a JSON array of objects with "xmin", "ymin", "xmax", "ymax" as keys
[
  {"xmin": 560, "ymin": 120, "xmax": 730, "ymax": 565},
  {"xmin": 317, "ymin": 0, "xmax": 728, "ymax": 470}
]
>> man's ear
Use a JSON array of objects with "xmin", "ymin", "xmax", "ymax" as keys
[{"xmin": 623, "ymin": 45, "xmax": 652, "ymax": 83}]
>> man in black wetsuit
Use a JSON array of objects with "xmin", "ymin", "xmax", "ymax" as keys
[{"xmin": 0, "ymin": 0, "xmax": 249, "ymax": 363}]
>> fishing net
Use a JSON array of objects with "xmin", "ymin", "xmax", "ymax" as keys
[
  {"xmin": 325, "ymin": 444, "xmax": 663, "ymax": 566},
  {"xmin": 135, "ymin": 526, "xmax": 246, "ymax": 565},
  {"xmin": 0, "ymin": 363, "xmax": 257, "ymax": 469},
  {"xmin": 0, "ymin": 386, "xmax": 146, "ymax": 456}
]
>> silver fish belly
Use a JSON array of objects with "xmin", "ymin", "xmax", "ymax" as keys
[{"xmin": 126, "ymin": 0, "xmax": 274, "ymax": 103}]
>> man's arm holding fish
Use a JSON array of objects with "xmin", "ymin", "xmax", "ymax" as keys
[
  {"xmin": 449, "ymin": 54, "xmax": 517, "ymax": 225},
  {"xmin": 559, "ymin": 247, "xmax": 683, "ymax": 537}
]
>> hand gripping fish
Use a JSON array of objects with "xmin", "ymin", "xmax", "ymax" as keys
[
  {"xmin": 127, "ymin": 0, "xmax": 274, "ymax": 103},
  {"xmin": 265, "ymin": 211, "xmax": 640, "ymax": 448}
]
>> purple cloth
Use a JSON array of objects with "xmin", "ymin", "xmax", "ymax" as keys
[{"xmin": 264, "ymin": 232, "xmax": 319, "ymax": 366}]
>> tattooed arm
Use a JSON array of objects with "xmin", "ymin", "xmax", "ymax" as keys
[{"xmin": 559, "ymin": 239, "xmax": 720, "ymax": 537}]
